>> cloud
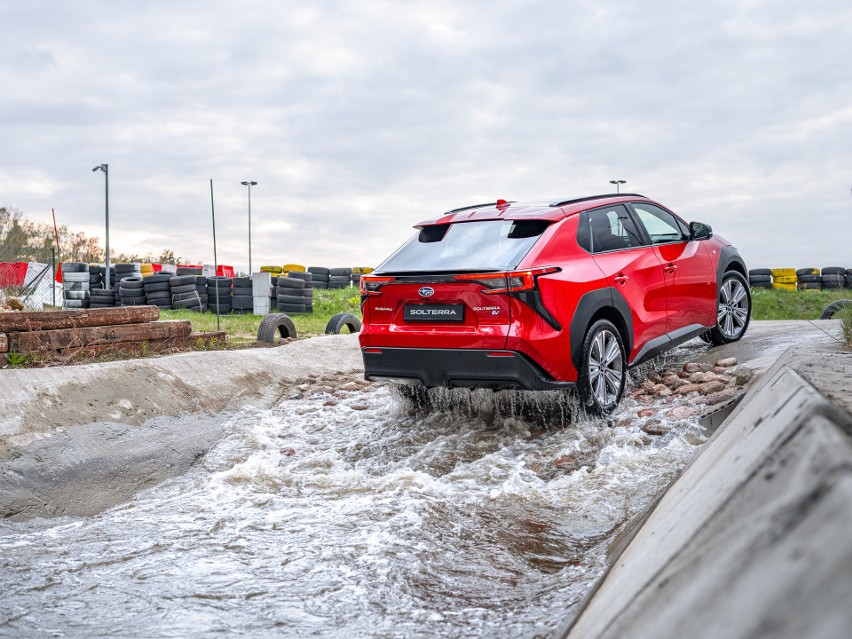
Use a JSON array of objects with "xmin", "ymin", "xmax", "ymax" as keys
[{"xmin": 0, "ymin": 0, "xmax": 849, "ymax": 271}]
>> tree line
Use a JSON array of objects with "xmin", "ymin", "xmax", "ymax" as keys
[{"xmin": 0, "ymin": 207, "xmax": 186, "ymax": 265}]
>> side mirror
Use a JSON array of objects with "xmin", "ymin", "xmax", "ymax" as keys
[{"xmin": 690, "ymin": 221, "xmax": 713, "ymax": 240}]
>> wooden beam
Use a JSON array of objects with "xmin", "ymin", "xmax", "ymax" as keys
[
  {"xmin": 0, "ymin": 306, "xmax": 160, "ymax": 333},
  {"xmin": 52, "ymin": 331, "xmax": 228, "ymax": 359},
  {"xmin": 9, "ymin": 320, "xmax": 191, "ymax": 352}
]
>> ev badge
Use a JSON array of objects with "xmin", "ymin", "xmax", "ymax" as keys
[{"xmin": 418, "ymin": 286, "xmax": 435, "ymax": 298}]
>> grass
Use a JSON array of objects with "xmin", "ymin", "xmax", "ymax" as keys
[
  {"xmin": 837, "ymin": 308, "xmax": 852, "ymax": 349},
  {"xmin": 159, "ymin": 287, "xmax": 363, "ymax": 343},
  {"xmin": 750, "ymin": 288, "xmax": 851, "ymax": 320}
]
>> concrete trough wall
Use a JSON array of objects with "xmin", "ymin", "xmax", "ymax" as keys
[
  {"xmin": 0, "ymin": 335, "xmax": 362, "ymax": 519},
  {"xmin": 560, "ymin": 346, "xmax": 852, "ymax": 639}
]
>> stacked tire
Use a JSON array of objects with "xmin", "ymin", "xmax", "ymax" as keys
[
  {"xmin": 748, "ymin": 268, "xmax": 771, "ymax": 289},
  {"xmin": 328, "ymin": 267, "xmax": 352, "ymax": 289},
  {"xmin": 770, "ymin": 268, "xmax": 797, "ymax": 291},
  {"xmin": 821, "ymin": 266, "xmax": 846, "ymax": 290},
  {"xmin": 232, "ymin": 277, "xmax": 254, "ymax": 314},
  {"xmin": 308, "ymin": 266, "xmax": 330, "ymax": 289},
  {"xmin": 90, "ymin": 288, "xmax": 117, "ymax": 308},
  {"xmin": 100, "ymin": 265, "xmax": 116, "ymax": 289},
  {"xmin": 169, "ymin": 274, "xmax": 205, "ymax": 311},
  {"xmin": 114, "ymin": 264, "xmax": 142, "ymax": 303},
  {"xmin": 276, "ymin": 275, "xmax": 307, "ymax": 313},
  {"xmin": 143, "ymin": 273, "xmax": 174, "ymax": 309},
  {"xmin": 62, "ymin": 262, "xmax": 90, "ymax": 309},
  {"xmin": 286, "ymin": 271, "xmax": 314, "ymax": 313},
  {"xmin": 207, "ymin": 276, "xmax": 232, "ymax": 314},
  {"xmin": 118, "ymin": 276, "xmax": 146, "ymax": 306},
  {"xmin": 796, "ymin": 267, "xmax": 821, "ymax": 291},
  {"xmin": 89, "ymin": 266, "xmax": 103, "ymax": 290},
  {"xmin": 176, "ymin": 266, "xmax": 202, "ymax": 276},
  {"xmin": 847, "ymin": 269, "xmax": 852, "ymax": 290}
]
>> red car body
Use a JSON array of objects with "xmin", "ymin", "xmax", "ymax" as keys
[{"xmin": 359, "ymin": 194, "xmax": 750, "ymax": 411}]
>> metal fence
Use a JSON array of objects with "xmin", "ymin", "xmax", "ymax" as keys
[{"xmin": 0, "ymin": 242, "xmax": 58, "ymax": 309}]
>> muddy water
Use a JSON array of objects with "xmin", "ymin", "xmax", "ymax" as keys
[{"xmin": 0, "ymin": 377, "xmax": 710, "ymax": 638}]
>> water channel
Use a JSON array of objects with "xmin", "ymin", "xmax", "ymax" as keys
[{"xmin": 0, "ymin": 371, "xmax": 711, "ymax": 638}]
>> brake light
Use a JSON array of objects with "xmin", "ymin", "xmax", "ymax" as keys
[
  {"xmin": 453, "ymin": 267, "xmax": 559, "ymax": 295},
  {"xmin": 360, "ymin": 276, "xmax": 396, "ymax": 296}
]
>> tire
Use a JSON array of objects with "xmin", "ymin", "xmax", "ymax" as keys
[
  {"xmin": 232, "ymin": 295, "xmax": 253, "ymax": 309},
  {"xmin": 821, "ymin": 267, "xmax": 846, "ymax": 276},
  {"xmin": 277, "ymin": 287, "xmax": 305, "ymax": 297},
  {"xmin": 64, "ymin": 290, "xmax": 90, "ymax": 300},
  {"xmin": 796, "ymin": 274, "xmax": 820, "ymax": 283},
  {"xmin": 275, "ymin": 294, "xmax": 304, "ymax": 304},
  {"xmin": 207, "ymin": 276, "xmax": 233, "ymax": 287},
  {"xmin": 169, "ymin": 275, "xmax": 197, "ymax": 287},
  {"xmin": 313, "ymin": 281, "xmax": 329, "ymax": 289},
  {"xmin": 119, "ymin": 289, "xmax": 145, "ymax": 299},
  {"xmin": 797, "ymin": 282, "xmax": 822, "ymax": 290},
  {"xmin": 114, "ymin": 263, "xmax": 139, "ymax": 273},
  {"xmin": 748, "ymin": 268, "xmax": 771, "ymax": 276},
  {"xmin": 174, "ymin": 297, "xmax": 201, "ymax": 309},
  {"xmin": 276, "ymin": 276, "xmax": 305, "ymax": 289},
  {"xmin": 749, "ymin": 274, "xmax": 771, "ymax": 283},
  {"xmin": 749, "ymin": 282, "xmax": 771, "ymax": 289},
  {"xmin": 307, "ymin": 266, "xmax": 330, "ymax": 276},
  {"xmin": 328, "ymin": 276, "xmax": 351, "ymax": 288},
  {"xmin": 63, "ymin": 299, "xmax": 89, "ymax": 308},
  {"xmin": 822, "ymin": 280, "xmax": 844, "ymax": 290},
  {"xmin": 176, "ymin": 267, "xmax": 202, "ymax": 276},
  {"xmin": 325, "ymin": 312, "xmax": 362, "ymax": 334},
  {"xmin": 796, "ymin": 268, "xmax": 819, "ymax": 277},
  {"xmin": 819, "ymin": 299, "xmax": 852, "ymax": 319},
  {"xmin": 143, "ymin": 281, "xmax": 171, "ymax": 292},
  {"xmin": 233, "ymin": 277, "xmax": 252, "ymax": 288},
  {"xmin": 62, "ymin": 262, "xmax": 90, "ymax": 273},
  {"xmin": 62, "ymin": 272, "xmax": 90, "ymax": 283},
  {"xmin": 708, "ymin": 271, "xmax": 751, "ymax": 345},
  {"xmin": 170, "ymin": 283, "xmax": 197, "ymax": 295},
  {"xmin": 287, "ymin": 272, "xmax": 313, "ymax": 283},
  {"xmin": 145, "ymin": 291, "xmax": 171, "ymax": 301},
  {"xmin": 577, "ymin": 319, "xmax": 626, "ymax": 415},
  {"xmin": 144, "ymin": 273, "xmax": 172, "ymax": 284},
  {"xmin": 329, "ymin": 268, "xmax": 352, "ymax": 277},
  {"xmin": 257, "ymin": 313, "xmax": 298, "ymax": 342},
  {"xmin": 173, "ymin": 291, "xmax": 204, "ymax": 302},
  {"xmin": 206, "ymin": 287, "xmax": 231, "ymax": 301},
  {"xmin": 821, "ymin": 274, "xmax": 845, "ymax": 288},
  {"xmin": 120, "ymin": 276, "xmax": 144, "ymax": 289}
]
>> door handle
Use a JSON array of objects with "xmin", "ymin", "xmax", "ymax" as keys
[
  {"xmin": 613, "ymin": 274, "xmax": 628, "ymax": 285},
  {"xmin": 663, "ymin": 263, "xmax": 678, "ymax": 273}
]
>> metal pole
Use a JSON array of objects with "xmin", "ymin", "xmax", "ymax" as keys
[
  {"xmin": 211, "ymin": 178, "xmax": 220, "ymax": 332},
  {"xmin": 104, "ymin": 164, "xmax": 110, "ymax": 290},
  {"xmin": 247, "ymin": 183, "xmax": 252, "ymax": 275}
]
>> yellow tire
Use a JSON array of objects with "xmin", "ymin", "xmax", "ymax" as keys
[
  {"xmin": 773, "ymin": 276, "xmax": 797, "ymax": 284},
  {"xmin": 282, "ymin": 263, "xmax": 306, "ymax": 272},
  {"xmin": 260, "ymin": 266, "xmax": 283, "ymax": 273},
  {"xmin": 772, "ymin": 282, "xmax": 797, "ymax": 291},
  {"xmin": 770, "ymin": 268, "xmax": 796, "ymax": 278},
  {"xmin": 352, "ymin": 266, "xmax": 375, "ymax": 275}
]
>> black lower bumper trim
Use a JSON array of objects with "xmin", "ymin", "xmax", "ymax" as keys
[{"xmin": 362, "ymin": 347, "xmax": 575, "ymax": 391}]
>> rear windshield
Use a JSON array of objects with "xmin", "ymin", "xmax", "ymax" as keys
[{"xmin": 376, "ymin": 219, "xmax": 551, "ymax": 273}]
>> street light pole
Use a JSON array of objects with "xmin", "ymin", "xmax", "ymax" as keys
[
  {"xmin": 609, "ymin": 179, "xmax": 626, "ymax": 193},
  {"xmin": 241, "ymin": 180, "xmax": 257, "ymax": 274},
  {"xmin": 92, "ymin": 163, "xmax": 110, "ymax": 289}
]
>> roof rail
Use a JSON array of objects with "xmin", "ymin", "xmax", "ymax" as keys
[
  {"xmin": 445, "ymin": 201, "xmax": 501, "ymax": 214},
  {"xmin": 549, "ymin": 193, "xmax": 646, "ymax": 207}
]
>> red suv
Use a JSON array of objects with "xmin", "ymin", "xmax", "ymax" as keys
[{"xmin": 359, "ymin": 194, "xmax": 750, "ymax": 413}]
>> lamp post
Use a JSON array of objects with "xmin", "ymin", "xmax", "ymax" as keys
[
  {"xmin": 241, "ymin": 180, "xmax": 257, "ymax": 274},
  {"xmin": 92, "ymin": 164, "xmax": 110, "ymax": 289},
  {"xmin": 609, "ymin": 179, "xmax": 626, "ymax": 193}
]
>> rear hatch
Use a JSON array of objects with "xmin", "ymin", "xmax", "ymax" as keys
[{"xmin": 359, "ymin": 216, "xmax": 555, "ymax": 350}]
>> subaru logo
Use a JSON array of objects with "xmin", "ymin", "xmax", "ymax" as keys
[{"xmin": 418, "ymin": 286, "xmax": 435, "ymax": 298}]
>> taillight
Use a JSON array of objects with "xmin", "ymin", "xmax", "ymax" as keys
[
  {"xmin": 360, "ymin": 276, "xmax": 396, "ymax": 296},
  {"xmin": 453, "ymin": 267, "xmax": 560, "ymax": 295}
]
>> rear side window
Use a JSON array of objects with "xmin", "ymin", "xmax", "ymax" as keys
[
  {"xmin": 377, "ymin": 219, "xmax": 551, "ymax": 273},
  {"xmin": 577, "ymin": 205, "xmax": 645, "ymax": 253}
]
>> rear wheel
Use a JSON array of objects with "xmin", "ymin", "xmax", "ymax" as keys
[
  {"xmin": 578, "ymin": 319, "xmax": 626, "ymax": 415},
  {"xmin": 708, "ymin": 271, "xmax": 751, "ymax": 345}
]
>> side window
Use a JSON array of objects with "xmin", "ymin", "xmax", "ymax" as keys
[
  {"xmin": 631, "ymin": 203, "xmax": 689, "ymax": 245},
  {"xmin": 577, "ymin": 205, "xmax": 645, "ymax": 253}
]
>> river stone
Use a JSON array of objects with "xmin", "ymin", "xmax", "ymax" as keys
[
  {"xmin": 734, "ymin": 365, "xmax": 753, "ymax": 385},
  {"xmin": 683, "ymin": 362, "xmax": 712, "ymax": 373},
  {"xmin": 700, "ymin": 381, "xmax": 727, "ymax": 395},
  {"xmin": 641, "ymin": 421, "xmax": 669, "ymax": 435},
  {"xmin": 704, "ymin": 387, "xmax": 743, "ymax": 406},
  {"xmin": 715, "ymin": 357, "xmax": 738, "ymax": 367},
  {"xmin": 675, "ymin": 383, "xmax": 702, "ymax": 395},
  {"xmin": 637, "ymin": 408, "xmax": 655, "ymax": 418}
]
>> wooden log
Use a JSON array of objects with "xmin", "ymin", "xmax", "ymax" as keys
[
  {"xmin": 0, "ymin": 333, "xmax": 7, "ymax": 353},
  {"xmin": 52, "ymin": 331, "xmax": 227, "ymax": 360},
  {"xmin": 0, "ymin": 306, "xmax": 160, "ymax": 333},
  {"xmin": 9, "ymin": 320, "xmax": 192, "ymax": 352}
]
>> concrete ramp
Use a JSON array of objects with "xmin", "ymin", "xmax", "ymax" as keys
[{"xmin": 560, "ymin": 347, "xmax": 852, "ymax": 639}]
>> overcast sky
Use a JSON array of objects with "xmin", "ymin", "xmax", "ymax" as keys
[{"xmin": 1, "ymin": 0, "xmax": 850, "ymax": 272}]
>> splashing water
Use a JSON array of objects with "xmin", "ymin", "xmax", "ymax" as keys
[{"xmin": 0, "ymin": 380, "xmax": 710, "ymax": 638}]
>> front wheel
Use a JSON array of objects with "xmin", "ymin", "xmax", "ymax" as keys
[
  {"xmin": 707, "ymin": 271, "xmax": 751, "ymax": 345},
  {"xmin": 578, "ymin": 319, "xmax": 626, "ymax": 415}
]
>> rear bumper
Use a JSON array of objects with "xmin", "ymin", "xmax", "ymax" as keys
[{"xmin": 361, "ymin": 347, "xmax": 575, "ymax": 391}]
